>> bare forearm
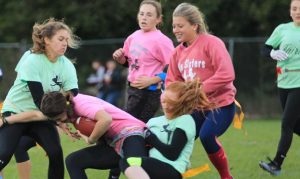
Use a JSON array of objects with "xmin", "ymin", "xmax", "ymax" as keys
[
  {"xmin": 88, "ymin": 119, "xmax": 111, "ymax": 143},
  {"xmin": 88, "ymin": 111, "xmax": 112, "ymax": 144},
  {"xmin": 7, "ymin": 111, "xmax": 47, "ymax": 124}
]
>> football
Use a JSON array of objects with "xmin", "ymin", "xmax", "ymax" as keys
[{"xmin": 72, "ymin": 117, "xmax": 96, "ymax": 136}]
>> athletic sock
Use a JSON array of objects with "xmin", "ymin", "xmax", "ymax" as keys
[{"xmin": 208, "ymin": 147, "xmax": 232, "ymax": 179}]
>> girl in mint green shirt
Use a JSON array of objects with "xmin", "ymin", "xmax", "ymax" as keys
[
  {"xmin": 119, "ymin": 80, "xmax": 215, "ymax": 179},
  {"xmin": 0, "ymin": 18, "xmax": 80, "ymax": 179},
  {"xmin": 259, "ymin": 0, "xmax": 300, "ymax": 176}
]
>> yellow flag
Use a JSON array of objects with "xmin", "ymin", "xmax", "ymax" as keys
[
  {"xmin": 182, "ymin": 164, "xmax": 210, "ymax": 178},
  {"xmin": 233, "ymin": 100, "xmax": 244, "ymax": 129}
]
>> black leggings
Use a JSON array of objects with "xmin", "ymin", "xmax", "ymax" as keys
[
  {"xmin": 277, "ymin": 88, "xmax": 300, "ymax": 156},
  {"xmin": 125, "ymin": 86, "xmax": 161, "ymax": 123},
  {"xmin": 14, "ymin": 136, "xmax": 36, "ymax": 163},
  {"xmin": 65, "ymin": 135, "xmax": 147, "ymax": 179},
  {"xmin": 120, "ymin": 157, "xmax": 182, "ymax": 179},
  {"xmin": 0, "ymin": 120, "xmax": 64, "ymax": 179}
]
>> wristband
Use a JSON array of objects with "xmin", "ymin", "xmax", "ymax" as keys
[
  {"xmin": 156, "ymin": 72, "xmax": 166, "ymax": 81},
  {"xmin": 1, "ymin": 116, "xmax": 8, "ymax": 126}
]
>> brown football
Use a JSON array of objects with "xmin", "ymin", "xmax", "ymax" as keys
[{"xmin": 72, "ymin": 117, "xmax": 96, "ymax": 136}]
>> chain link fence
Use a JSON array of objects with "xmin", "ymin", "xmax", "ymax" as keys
[{"xmin": 0, "ymin": 37, "xmax": 281, "ymax": 117}]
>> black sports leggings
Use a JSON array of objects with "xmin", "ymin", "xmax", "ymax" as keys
[
  {"xmin": 125, "ymin": 86, "xmax": 161, "ymax": 123},
  {"xmin": 14, "ymin": 136, "xmax": 36, "ymax": 163},
  {"xmin": 277, "ymin": 88, "xmax": 300, "ymax": 156},
  {"xmin": 0, "ymin": 117, "xmax": 64, "ymax": 179},
  {"xmin": 65, "ymin": 135, "xmax": 147, "ymax": 179}
]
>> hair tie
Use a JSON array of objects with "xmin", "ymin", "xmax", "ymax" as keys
[{"xmin": 66, "ymin": 101, "xmax": 70, "ymax": 106}]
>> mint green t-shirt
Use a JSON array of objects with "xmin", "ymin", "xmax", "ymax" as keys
[
  {"xmin": 1, "ymin": 50, "xmax": 78, "ymax": 113},
  {"xmin": 266, "ymin": 22, "xmax": 300, "ymax": 88},
  {"xmin": 147, "ymin": 114, "xmax": 196, "ymax": 174}
]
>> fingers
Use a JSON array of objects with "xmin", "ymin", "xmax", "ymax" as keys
[
  {"xmin": 57, "ymin": 123, "xmax": 80, "ymax": 141},
  {"xmin": 112, "ymin": 48, "xmax": 125, "ymax": 62},
  {"xmin": 65, "ymin": 129, "xmax": 80, "ymax": 141}
]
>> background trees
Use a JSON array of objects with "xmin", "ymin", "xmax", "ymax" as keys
[
  {"xmin": 0, "ymin": 0, "xmax": 292, "ymax": 116},
  {"xmin": 0, "ymin": 0, "xmax": 292, "ymax": 42}
]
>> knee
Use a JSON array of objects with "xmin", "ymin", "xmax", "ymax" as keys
[
  {"xmin": 0, "ymin": 152, "xmax": 11, "ymax": 169},
  {"xmin": 199, "ymin": 132, "xmax": 214, "ymax": 145},
  {"xmin": 119, "ymin": 157, "xmax": 142, "ymax": 172},
  {"xmin": 119, "ymin": 158, "xmax": 128, "ymax": 172},
  {"xmin": 0, "ymin": 148, "xmax": 13, "ymax": 162},
  {"xmin": 46, "ymin": 146, "xmax": 63, "ymax": 160},
  {"xmin": 65, "ymin": 153, "xmax": 76, "ymax": 167}
]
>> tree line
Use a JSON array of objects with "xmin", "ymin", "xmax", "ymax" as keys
[{"xmin": 0, "ymin": 0, "xmax": 291, "ymax": 42}]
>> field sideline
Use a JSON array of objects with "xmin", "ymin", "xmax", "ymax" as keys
[{"xmin": 3, "ymin": 119, "xmax": 300, "ymax": 179}]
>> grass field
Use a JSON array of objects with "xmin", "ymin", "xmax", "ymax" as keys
[{"xmin": 3, "ymin": 118, "xmax": 300, "ymax": 179}]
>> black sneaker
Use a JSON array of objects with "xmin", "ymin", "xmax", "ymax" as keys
[{"xmin": 259, "ymin": 157, "xmax": 281, "ymax": 176}]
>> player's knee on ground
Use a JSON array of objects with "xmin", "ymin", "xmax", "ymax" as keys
[{"xmin": 119, "ymin": 157, "xmax": 142, "ymax": 172}]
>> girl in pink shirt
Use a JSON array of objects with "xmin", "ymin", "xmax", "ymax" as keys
[
  {"xmin": 1, "ymin": 92, "xmax": 149, "ymax": 179},
  {"xmin": 112, "ymin": 0, "xmax": 174, "ymax": 123},
  {"xmin": 166, "ymin": 3, "xmax": 236, "ymax": 179}
]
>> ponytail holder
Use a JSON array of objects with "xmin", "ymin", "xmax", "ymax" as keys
[{"xmin": 66, "ymin": 101, "xmax": 70, "ymax": 106}]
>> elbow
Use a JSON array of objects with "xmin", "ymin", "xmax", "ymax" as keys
[
  {"xmin": 165, "ymin": 147, "xmax": 181, "ymax": 161},
  {"xmin": 166, "ymin": 152, "xmax": 180, "ymax": 161},
  {"xmin": 230, "ymin": 73, "xmax": 235, "ymax": 81}
]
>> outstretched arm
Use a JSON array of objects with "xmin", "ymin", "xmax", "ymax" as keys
[{"xmin": 0, "ymin": 111, "xmax": 47, "ymax": 127}]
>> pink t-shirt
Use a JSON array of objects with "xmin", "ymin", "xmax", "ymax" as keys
[
  {"xmin": 123, "ymin": 29, "xmax": 174, "ymax": 83},
  {"xmin": 166, "ymin": 34, "xmax": 236, "ymax": 107},
  {"xmin": 72, "ymin": 94, "xmax": 146, "ymax": 140}
]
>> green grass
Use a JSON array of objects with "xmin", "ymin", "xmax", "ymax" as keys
[{"xmin": 3, "ymin": 119, "xmax": 300, "ymax": 179}]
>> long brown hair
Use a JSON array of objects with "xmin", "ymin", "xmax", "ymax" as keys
[
  {"xmin": 164, "ymin": 79, "xmax": 215, "ymax": 119},
  {"xmin": 31, "ymin": 18, "xmax": 80, "ymax": 54}
]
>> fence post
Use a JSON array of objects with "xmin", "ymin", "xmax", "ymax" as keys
[{"xmin": 228, "ymin": 38, "xmax": 235, "ymax": 59}]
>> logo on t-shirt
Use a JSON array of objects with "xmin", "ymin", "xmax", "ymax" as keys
[
  {"xmin": 160, "ymin": 124, "xmax": 173, "ymax": 142},
  {"xmin": 178, "ymin": 58, "xmax": 205, "ymax": 80},
  {"xmin": 283, "ymin": 44, "xmax": 300, "ymax": 56},
  {"xmin": 51, "ymin": 75, "xmax": 63, "ymax": 89},
  {"xmin": 130, "ymin": 59, "xmax": 140, "ymax": 71}
]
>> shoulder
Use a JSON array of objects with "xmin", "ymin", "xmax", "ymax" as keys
[
  {"xmin": 26, "ymin": 52, "xmax": 44, "ymax": 60},
  {"xmin": 202, "ymin": 34, "xmax": 224, "ymax": 45},
  {"xmin": 73, "ymin": 93, "xmax": 95, "ymax": 102},
  {"xmin": 153, "ymin": 30, "xmax": 173, "ymax": 42},
  {"xmin": 174, "ymin": 114, "xmax": 194, "ymax": 123},
  {"xmin": 156, "ymin": 30, "xmax": 171, "ymax": 38},
  {"xmin": 174, "ymin": 115, "xmax": 195, "ymax": 135},
  {"xmin": 124, "ymin": 30, "xmax": 140, "ymax": 44},
  {"xmin": 127, "ymin": 30, "xmax": 141, "ymax": 39},
  {"xmin": 273, "ymin": 22, "xmax": 292, "ymax": 32},
  {"xmin": 147, "ymin": 115, "xmax": 166, "ymax": 125},
  {"xmin": 73, "ymin": 94, "xmax": 103, "ymax": 109},
  {"xmin": 58, "ymin": 56, "xmax": 75, "ymax": 66},
  {"xmin": 19, "ymin": 51, "xmax": 44, "ymax": 66}
]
